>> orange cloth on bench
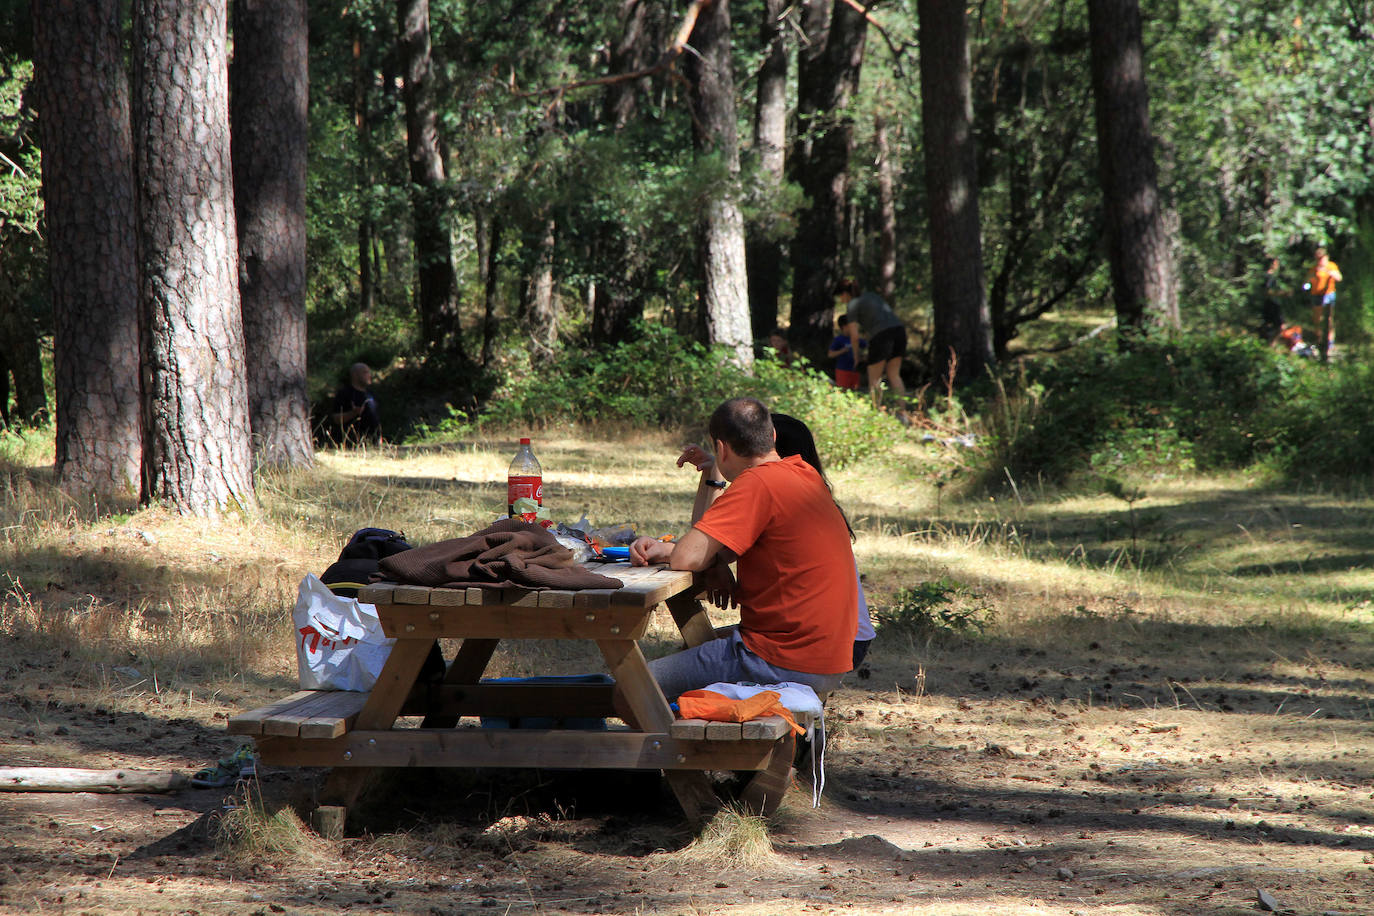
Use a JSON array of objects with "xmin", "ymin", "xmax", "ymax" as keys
[{"xmin": 676, "ymin": 689, "xmax": 803, "ymax": 736}]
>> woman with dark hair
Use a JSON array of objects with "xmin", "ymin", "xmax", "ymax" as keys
[{"xmin": 771, "ymin": 413, "xmax": 875, "ymax": 667}]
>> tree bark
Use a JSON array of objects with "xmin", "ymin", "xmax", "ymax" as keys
[
  {"xmin": 918, "ymin": 0, "xmax": 992, "ymax": 384},
  {"xmin": 590, "ymin": 0, "xmax": 657, "ymax": 347},
  {"xmin": 133, "ymin": 0, "xmax": 257, "ymax": 516},
  {"xmin": 874, "ymin": 110, "xmax": 898, "ymax": 302},
  {"xmin": 746, "ymin": 0, "xmax": 788, "ymax": 346},
  {"xmin": 231, "ymin": 0, "xmax": 314, "ymax": 468},
  {"xmin": 352, "ymin": 19, "xmax": 376, "ymax": 313},
  {"xmin": 603, "ymin": 0, "xmax": 654, "ymax": 130},
  {"xmin": 0, "ymin": 766, "xmax": 189, "ymax": 793},
  {"xmin": 1087, "ymin": 0, "xmax": 1177, "ymax": 335},
  {"xmin": 31, "ymin": 0, "xmax": 140, "ymax": 497},
  {"xmin": 789, "ymin": 0, "xmax": 867, "ymax": 364},
  {"xmin": 480, "ymin": 212, "xmax": 501, "ymax": 367},
  {"xmin": 686, "ymin": 0, "xmax": 752, "ymax": 369},
  {"xmin": 398, "ymin": 0, "xmax": 462, "ymax": 357},
  {"xmin": 521, "ymin": 217, "xmax": 559, "ymax": 364}
]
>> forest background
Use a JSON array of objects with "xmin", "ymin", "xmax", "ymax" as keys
[{"xmin": 0, "ymin": 0, "xmax": 1372, "ymax": 508}]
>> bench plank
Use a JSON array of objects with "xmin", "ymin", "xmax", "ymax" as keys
[
  {"xmin": 741, "ymin": 715, "xmax": 789, "ymax": 740},
  {"xmin": 668, "ymin": 715, "xmax": 790, "ymax": 741},
  {"xmin": 669, "ymin": 718, "xmax": 707, "ymax": 740},
  {"xmin": 227, "ymin": 690, "xmax": 318, "ymax": 736},
  {"xmin": 230, "ymin": 690, "xmax": 370, "ymax": 739},
  {"xmin": 298, "ymin": 692, "xmax": 370, "ymax": 739},
  {"xmin": 264, "ymin": 690, "xmax": 360, "ymax": 737}
]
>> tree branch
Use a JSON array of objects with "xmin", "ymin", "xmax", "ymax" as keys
[{"xmin": 517, "ymin": 0, "xmax": 709, "ymax": 100}]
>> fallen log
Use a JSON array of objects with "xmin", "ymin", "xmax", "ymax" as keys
[{"xmin": 0, "ymin": 766, "xmax": 189, "ymax": 793}]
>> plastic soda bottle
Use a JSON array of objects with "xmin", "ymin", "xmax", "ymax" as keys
[{"xmin": 507, "ymin": 437, "xmax": 543, "ymax": 520}]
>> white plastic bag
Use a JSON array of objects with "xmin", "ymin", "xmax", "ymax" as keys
[{"xmin": 293, "ymin": 574, "xmax": 394, "ymax": 691}]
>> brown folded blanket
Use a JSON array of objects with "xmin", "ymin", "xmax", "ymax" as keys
[{"xmin": 377, "ymin": 518, "xmax": 624, "ymax": 591}]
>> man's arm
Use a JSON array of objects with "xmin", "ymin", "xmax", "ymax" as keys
[{"xmin": 629, "ymin": 527, "xmax": 730, "ymax": 571}]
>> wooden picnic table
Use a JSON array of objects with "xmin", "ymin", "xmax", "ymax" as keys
[{"xmin": 230, "ymin": 561, "xmax": 796, "ymax": 831}]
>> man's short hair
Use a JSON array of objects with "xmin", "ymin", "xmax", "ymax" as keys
[
  {"xmin": 709, "ymin": 398, "xmax": 774, "ymax": 458},
  {"xmin": 835, "ymin": 278, "xmax": 858, "ymax": 297}
]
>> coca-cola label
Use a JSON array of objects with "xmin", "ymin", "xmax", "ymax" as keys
[{"xmin": 508, "ymin": 475, "xmax": 543, "ymax": 505}]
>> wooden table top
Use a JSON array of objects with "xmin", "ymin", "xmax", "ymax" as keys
[{"xmin": 355, "ymin": 561, "xmax": 696, "ymax": 614}]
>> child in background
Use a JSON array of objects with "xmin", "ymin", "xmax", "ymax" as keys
[
  {"xmin": 767, "ymin": 327, "xmax": 796, "ymax": 366},
  {"xmin": 827, "ymin": 314, "xmax": 865, "ymax": 390}
]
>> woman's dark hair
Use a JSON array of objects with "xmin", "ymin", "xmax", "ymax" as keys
[{"xmin": 772, "ymin": 412, "xmax": 854, "ymax": 541}]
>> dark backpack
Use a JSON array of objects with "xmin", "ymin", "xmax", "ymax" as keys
[{"xmin": 320, "ymin": 527, "xmax": 412, "ymax": 597}]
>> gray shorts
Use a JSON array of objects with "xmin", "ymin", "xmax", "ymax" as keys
[{"xmin": 647, "ymin": 627, "xmax": 847, "ymax": 704}]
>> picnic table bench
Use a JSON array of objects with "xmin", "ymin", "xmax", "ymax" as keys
[{"xmin": 229, "ymin": 561, "xmax": 797, "ymax": 831}]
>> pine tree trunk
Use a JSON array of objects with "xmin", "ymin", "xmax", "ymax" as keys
[
  {"xmin": 231, "ymin": 0, "xmax": 313, "ymax": 468},
  {"xmin": 918, "ymin": 0, "xmax": 992, "ymax": 384},
  {"xmin": 31, "ymin": 0, "xmax": 140, "ymax": 498},
  {"xmin": 522, "ymin": 217, "xmax": 559, "ymax": 364},
  {"xmin": 789, "ymin": 0, "xmax": 866, "ymax": 364},
  {"xmin": 875, "ymin": 111, "xmax": 898, "ymax": 302},
  {"xmin": 398, "ymin": 0, "xmax": 462, "ymax": 357},
  {"xmin": 352, "ymin": 18, "xmax": 375, "ymax": 313},
  {"xmin": 746, "ymin": 0, "xmax": 788, "ymax": 347},
  {"xmin": 132, "ymin": 0, "xmax": 257, "ymax": 516},
  {"xmin": 686, "ymin": 0, "xmax": 752, "ymax": 370},
  {"xmin": 481, "ymin": 214, "xmax": 501, "ymax": 367},
  {"xmin": 1087, "ymin": 0, "xmax": 1177, "ymax": 334}
]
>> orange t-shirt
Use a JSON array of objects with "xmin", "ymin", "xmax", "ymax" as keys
[
  {"xmin": 693, "ymin": 455, "xmax": 858, "ymax": 675},
  {"xmin": 1307, "ymin": 260, "xmax": 1341, "ymax": 296}
]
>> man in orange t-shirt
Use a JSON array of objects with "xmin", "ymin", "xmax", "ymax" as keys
[
  {"xmin": 630, "ymin": 397, "xmax": 858, "ymax": 702},
  {"xmin": 1305, "ymin": 247, "xmax": 1343, "ymax": 357}
]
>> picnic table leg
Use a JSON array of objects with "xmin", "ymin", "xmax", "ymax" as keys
[
  {"xmin": 318, "ymin": 636, "xmax": 437, "ymax": 832},
  {"xmin": 420, "ymin": 637, "xmax": 500, "ymax": 728},
  {"xmin": 664, "ymin": 590, "xmax": 717, "ymax": 649},
  {"xmin": 597, "ymin": 638, "xmax": 721, "ymax": 826},
  {"xmin": 737, "ymin": 731, "xmax": 796, "ymax": 817}
]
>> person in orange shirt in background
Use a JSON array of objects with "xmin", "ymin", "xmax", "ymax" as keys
[{"xmin": 1305, "ymin": 247, "xmax": 1343, "ymax": 359}]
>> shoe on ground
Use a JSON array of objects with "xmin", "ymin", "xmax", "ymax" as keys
[{"xmin": 191, "ymin": 745, "xmax": 257, "ymax": 787}]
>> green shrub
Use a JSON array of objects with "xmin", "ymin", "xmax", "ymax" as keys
[
  {"xmin": 982, "ymin": 331, "xmax": 1304, "ymax": 483},
  {"xmin": 1260, "ymin": 358, "xmax": 1374, "ymax": 478},
  {"xmin": 479, "ymin": 322, "xmax": 901, "ymax": 469},
  {"xmin": 873, "ymin": 578, "xmax": 994, "ymax": 636}
]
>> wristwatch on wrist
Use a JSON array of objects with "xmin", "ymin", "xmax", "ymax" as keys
[{"xmin": 703, "ymin": 478, "xmax": 727, "ymax": 489}]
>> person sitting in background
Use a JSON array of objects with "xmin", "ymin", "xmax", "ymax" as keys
[
  {"xmin": 331, "ymin": 362, "xmax": 382, "ymax": 446},
  {"xmin": 767, "ymin": 327, "xmax": 796, "ymax": 366},
  {"xmin": 827, "ymin": 314, "xmax": 866, "ymax": 391}
]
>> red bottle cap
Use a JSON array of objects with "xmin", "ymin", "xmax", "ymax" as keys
[{"xmin": 520, "ymin": 437, "xmax": 531, "ymax": 444}]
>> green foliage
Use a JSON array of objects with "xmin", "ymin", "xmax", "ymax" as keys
[
  {"xmin": 979, "ymin": 332, "xmax": 1304, "ymax": 484},
  {"xmin": 478, "ymin": 322, "xmax": 901, "ymax": 469},
  {"xmin": 1260, "ymin": 358, "xmax": 1374, "ymax": 479},
  {"xmin": 873, "ymin": 578, "xmax": 994, "ymax": 637}
]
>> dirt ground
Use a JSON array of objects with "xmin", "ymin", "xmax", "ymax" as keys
[{"xmin": 3, "ymin": 614, "xmax": 1372, "ymax": 916}]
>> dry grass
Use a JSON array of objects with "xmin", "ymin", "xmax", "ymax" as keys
[
  {"xmin": 2, "ymin": 424, "xmax": 1373, "ymax": 914},
  {"xmin": 2, "ymin": 424, "xmax": 1371, "ymax": 711},
  {"xmin": 678, "ymin": 804, "xmax": 777, "ymax": 868},
  {"xmin": 215, "ymin": 778, "xmax": 337, "ymax": 866}
]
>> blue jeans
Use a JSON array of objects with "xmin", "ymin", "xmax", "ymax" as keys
[{"xmin": 647, "ymin": 627, "xmax": 847, "ymax": 703}]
